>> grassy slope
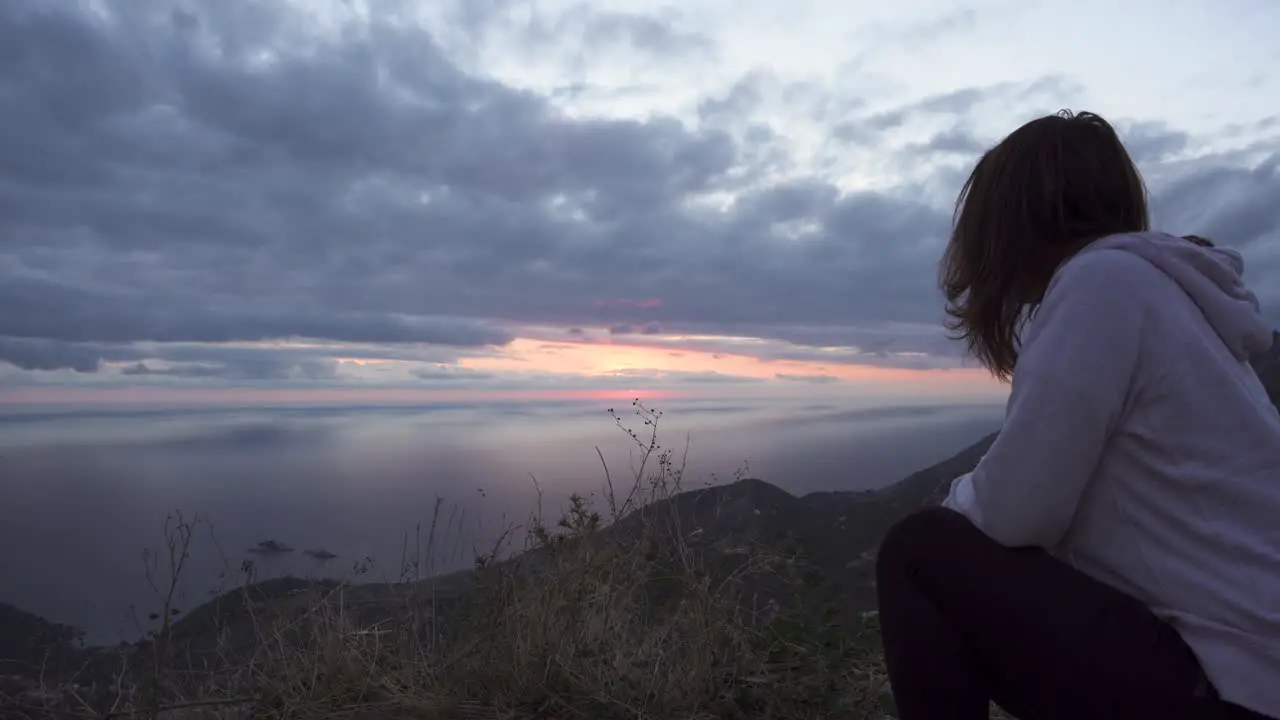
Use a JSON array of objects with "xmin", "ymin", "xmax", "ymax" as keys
[{"xmin": 2, "ymin": 427, "xmax": 996, "ymax": 719}]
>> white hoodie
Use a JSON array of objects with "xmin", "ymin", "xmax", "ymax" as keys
[{"xmin": 943, "ymin": 231, "xmax": 1280, "ymax": 715}]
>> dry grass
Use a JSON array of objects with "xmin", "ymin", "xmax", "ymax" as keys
[{"xmin": 4, "ymin": 403, "xmax": 898, "ymax": 720}]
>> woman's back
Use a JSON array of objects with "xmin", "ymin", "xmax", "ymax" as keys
[
  {"xmin": 1051, "ymin": 232, "xmax": 1280, "ymax": 714},
  {"xmin": 881, "ymin": 109, "xmax": 1278, "ymax": 720}
]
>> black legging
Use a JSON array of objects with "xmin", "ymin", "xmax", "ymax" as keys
[{"xmin": 875, "ymin": 507, "xmax": 1274, "ymax": 720}]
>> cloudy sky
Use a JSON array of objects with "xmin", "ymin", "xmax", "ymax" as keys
[{"xmin": 1, "ymin": 0, "xmax": 1278, "ymax": 407}]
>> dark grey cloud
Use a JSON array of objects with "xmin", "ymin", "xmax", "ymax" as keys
[
  {"xmin": 0, "ymin": 337, "xmax": 466, "ymax": 379},
  {"xmin": 0, "ymin": 277, "xmax": 515, "ymax": 346},
  {"xmin": 410, "ymin": 366, "xmax": 495, "ymax": 382},
  {"xmin": 442, "ymin": 0, "xmax": 711, "ymax": 68},
  {"xmin": 1151, "ymin": 156, "xmax": 1280, "ymax": 317},
  {"xmin": 608, "ymin": 322, "xmax": 663, "ymax": 336},
  {"xmin": 834, "ymin": 76, "xmax": 1083, "ymax": 143},
  {"xmin": 542, "ymin": 5, "xmax": 713, "ymax": 59},
  {"xmin": 1119, "ymin": 120, "xmax": 1192, "ymax": 164},
  {"xmin": 697, "ymin": 73, "xmax": 768, "ymax": 124},
  {"xmin": 122, "ymin": 357, "xmax": 339, "ymax": 381},
  {"xmin": 903, "ymin": 126, "xmax": 990, "ymax": 157},
  {"xmin": 0, "ymin": 337, "xmax": 110, "ymax": 373},
  {"xmin": 0, "ymin": 1, "xmax": 1277, "ymax": 379}
]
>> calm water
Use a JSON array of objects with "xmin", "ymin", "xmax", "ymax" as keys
[{"xmin": 0, "ymin": 396, "xmax": 1002, "ymax": 644}]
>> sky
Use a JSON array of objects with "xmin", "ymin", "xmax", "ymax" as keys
[{"xmin": 1, "ymin": 0, "xmax": 1278, "ymax": 407}]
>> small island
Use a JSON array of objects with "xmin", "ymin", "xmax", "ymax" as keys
[{"xmin": 246, "ymin": 539, "xmax": 295, "ymax": 555}]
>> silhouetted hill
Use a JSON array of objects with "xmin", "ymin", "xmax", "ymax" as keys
[{"xmin": 0, "ymin": 603, "xmax": 83, "ymax": 676}]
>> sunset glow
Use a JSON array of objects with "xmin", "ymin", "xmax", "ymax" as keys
[
  {"xmin": 458, "ymin": 337, "xmax": 984, "ymax": 384},
  {"xmin": 0, "ymin": 330, "xmax": 1005, "ymax": 408}
]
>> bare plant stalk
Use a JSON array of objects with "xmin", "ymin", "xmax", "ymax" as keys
[{"xmin": 138, "ymin": 511, "xmax": 197, "ymax": 718}]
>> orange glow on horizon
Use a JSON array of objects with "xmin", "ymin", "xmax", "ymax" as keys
[
  {"xmin": 0, "ymin": 333, "xmax": 1004, "ymax": 407},
  {"xmin": 458, "ymin": 337, "xmax": 986, "ymax": 385}
]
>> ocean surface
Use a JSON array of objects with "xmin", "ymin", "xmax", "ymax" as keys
[{"xmin": 0, "ymin": 395, "xmax": 1003, "ymax": 645}]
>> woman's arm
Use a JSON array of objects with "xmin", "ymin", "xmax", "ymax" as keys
[{"xmin": 942, "ymin": 249, "xmax": 1149, "ymax": 548}]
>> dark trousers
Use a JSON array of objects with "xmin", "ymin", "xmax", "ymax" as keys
[{"xmin": 875, "ymin": 507, "xmax": 1273, "ymax": 720}]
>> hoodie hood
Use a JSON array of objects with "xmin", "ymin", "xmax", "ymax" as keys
[{"xmin": 1080, "ymin": 232, "xmax": 1275, "ymax": 362}]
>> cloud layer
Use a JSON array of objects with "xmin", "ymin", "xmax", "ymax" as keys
[{"xmin": 1, "ymin": 0, "xmax": 1277, "ymax": 390}]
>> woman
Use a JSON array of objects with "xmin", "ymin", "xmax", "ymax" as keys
[{"xmin": 875, "ymin": 110, "xmax": 1280, "ymax": 720}]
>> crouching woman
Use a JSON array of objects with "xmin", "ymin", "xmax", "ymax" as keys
[{"xmin": 876, "ymin": 110, "xmax": 1280, "ymax": 720}]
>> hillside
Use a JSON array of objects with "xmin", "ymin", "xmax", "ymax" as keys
[{"xmin": 0, "ymin": 430, "xmax": 1000, "ymax": 718}]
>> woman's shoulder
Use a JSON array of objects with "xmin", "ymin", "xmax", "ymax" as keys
[{"xmin": 1047, "ymin": 242, "xmax": 1172, "ymax": 302}]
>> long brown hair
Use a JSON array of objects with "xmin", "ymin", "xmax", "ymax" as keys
[{"xmin": 940, "ymin": 110, "xmax": 1150, "ymax": 381}]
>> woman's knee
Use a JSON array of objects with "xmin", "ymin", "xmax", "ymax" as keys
[{"xmin": 877, "ymin": 506, "xmax": 977, "ymax": 577}]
